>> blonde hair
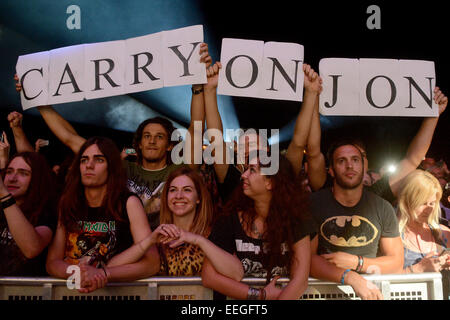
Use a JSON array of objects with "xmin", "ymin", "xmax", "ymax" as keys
[
  {"xmin": 397, "ymin": 170, "xmax": 442, "ymax": 234},
  {"xmin": 159, "ymin": 167, "xmax": 213, "ymax": 237}
]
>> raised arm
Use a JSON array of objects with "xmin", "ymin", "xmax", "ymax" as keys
[
  {"xmin": 15, "ymin": 74, "xmax": 86, "ymax": 154},
  {"xmin": 7, "ymin": 112, "xmax": 34, "ymax": 153},
  {"xmin": 186, "ymin": 43, "xmax": 212, "ymax": 169},
  {"xmin": 203, "ymin": 61, "xmax": 230, "ymax": 183},
  {"xmin": 286, "ymin": 64, "xmax": 322, "ymax": 176},
  {"xmin": 306, "ymin": 98, "xmax": 327, "ymax": 191},
  {"xmin": 389, "ymin": 87, "xmax": 447, "ymax": 196}
]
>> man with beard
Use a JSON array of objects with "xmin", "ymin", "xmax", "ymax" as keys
[{"xmin": 309, "ymin": 140, "xmax": 404, "ymax": 300}]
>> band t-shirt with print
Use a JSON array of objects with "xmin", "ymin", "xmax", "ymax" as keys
[
  {"xmin": 310, "ymin": 188, "xmax": 399, "ymax": 257},
  {"xmin": 64, "ymin": 196, "xmax": 134, "ymax": 268},
  {"xmin": 208, "ymin": 212, "xmax": 317, "ymax": 279},
  {"xmin": 125, "ymin": 160, "xmax": 184, "ymax": 215},
  {"xmin": 0, "ymin": 206, "xmax": 57, "ymax": 276}
]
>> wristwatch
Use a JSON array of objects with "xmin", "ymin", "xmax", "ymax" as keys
[{"xmin": 191, "ymin": 86, "xmax": 204, "ymax": 95}]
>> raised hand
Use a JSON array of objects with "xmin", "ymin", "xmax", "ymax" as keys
[
  {"xmin": 7, "ymin": 111, "xmax": 23, "ymax": 128},
  {"xmin": 303, "ymin": 63, "xmax": 322, "ymax": 95},
  {"xmin": 434, "ymin": 87, "xmax": 448, "ymax": 115},
  {"xmin": 204, "ymin": 61, "xmax": 222, "ymax": 91},
  {"xmin": 0, "ymin": 132, "xmax": 10, "ymax": 170},
  {"xmin": 199, "ymin": 43, "xmax": 212, "ymax": 68}
]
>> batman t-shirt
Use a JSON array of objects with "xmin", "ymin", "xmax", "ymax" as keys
[{"xmin": 310, "ymin": 188, "xmax": 399, "ymax": 258}]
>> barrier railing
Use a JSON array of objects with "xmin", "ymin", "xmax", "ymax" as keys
[{"xmin": 0, "ymin": 273, "xmax": 442, "ymax": 300}]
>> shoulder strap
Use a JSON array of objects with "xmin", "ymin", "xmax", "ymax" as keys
[{"xmin": 429, "ymin": 224, "xmax": 447, "ymax": 248}]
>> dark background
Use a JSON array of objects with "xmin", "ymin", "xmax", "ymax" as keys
[{"xmin": 0, "ymin": 0, "xmax": 448, "ymax": 169}]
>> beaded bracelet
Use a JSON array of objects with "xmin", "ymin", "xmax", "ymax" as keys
[{"xmin": 247, "ymin": 287, "xmax": 260, "ymax": 300}]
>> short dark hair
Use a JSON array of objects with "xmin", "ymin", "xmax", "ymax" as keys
[
  {"xmin": 132, "ymin": 117, "xmax": 176, "ymax": 165},
  {"xmin": 326, "ymin": 139, "xmax": 365, "ymax": 168}
]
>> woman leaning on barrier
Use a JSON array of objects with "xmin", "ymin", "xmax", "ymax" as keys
[
  {"xmin": 397, "ymin": 169, "xmax": 450, "ymax": 298},
  {"xmin": 201, "ymin": 155, "xmax": 317, "ymax": 300},
  {"xmin": 107, "ymin": 166, "xmax": 244, "ymax": 280},
  {"xmin": 0, "ymin": 137, "xmax": 58, "ymax": 276}
]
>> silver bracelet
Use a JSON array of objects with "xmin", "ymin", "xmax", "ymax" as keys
[{"xmin": 247, "ymin": 287, "xmax": 260, "ymax": 300}]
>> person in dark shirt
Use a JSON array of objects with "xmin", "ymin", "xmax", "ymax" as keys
[
  {"xmin": 46, "ymin": 137, "xmax": 160, "ymax": 293},
  {"xmin": 202, "ymin": 155, "xmax": 317, "ymax": 300},
  {"xmin": 289, "ymin": 85, "xmax": 448, "ymax": 204},
  {"xmin": 0, "ymin": 150, "xmax": 57, "ymax": 276},
  {"xmin": 309, "ymin": 141, "xmax": 404, "ymax": 300}
]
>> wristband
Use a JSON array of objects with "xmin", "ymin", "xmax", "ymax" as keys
[
  {"xmin": 191, "ymin": 86, "xmax": 204, "ymax": 95},
  {"xmin": 0, "ymin": 193, "xmax": 12, "ymax": 201},
  {"xmin": 341, "ymin": 269, "xmax": 351, "ymax": 285},
  {"xmin": 247, "ymin": 287, "xmax": 260, "ymax": 300},
  {"xmin": 1, "ymin": 196, "xmax": 16, "ymax": 210},
  {"xmin": 355, "ymin": 255, "xmax": 364, "ymax": 272}
]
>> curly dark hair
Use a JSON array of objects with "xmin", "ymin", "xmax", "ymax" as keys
[
  {"xmin": 223, "ymin": 155, "xmax": 311, "ymax": 282},
  {"xmin": 132, "ymin": 117, "xmax": 177, "ymax": 165}
]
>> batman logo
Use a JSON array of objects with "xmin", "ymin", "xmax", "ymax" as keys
[{"xmin": 320, "ymin": 215, "xmax": 378, "ymax": 247}]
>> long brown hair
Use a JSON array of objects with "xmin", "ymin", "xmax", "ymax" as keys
[
  {"xmin": 3, "ymin": 152, "xmax": 57, "ymax": 225},
  {"xmin": 159, "ymin": 167, "xmax": 213, "ymax": 237},
  {"xmin": 224, "ymin": 155, "xmax": 311, "ymax": 281},
  {"xmin": 58, "ymin": 137, "xmax": 128, "ymax": 231}
]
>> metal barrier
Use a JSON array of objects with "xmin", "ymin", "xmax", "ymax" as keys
[{"xmin": 0, "ymin": 273, "xmax": 443, "ymax": 300}]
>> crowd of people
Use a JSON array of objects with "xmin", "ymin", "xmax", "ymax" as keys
[{"xmin": 1, "ymin": 43, "xmax": 449, "ymax": 300}]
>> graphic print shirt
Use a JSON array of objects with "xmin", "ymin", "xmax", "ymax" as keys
[
  {"xmin": 0, "ymin": 206, "xmax": 57, "ymax": 276},
  {"xmin": 125, "ymin": 160, "xmax": 184, "ymax": 215},
  {"xmin": 64, "ymin": 198, "xmax": 133, "ymax": 268},
  {"xmin": 208, "ymin": 212, "xmax": 317, "ymax": 279},
  {"xmin": 310, "ymin": 188, "xmax": 399, "ymax": 258}
]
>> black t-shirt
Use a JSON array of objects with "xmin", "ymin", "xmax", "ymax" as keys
[
  {"xmin": 63, "ymin": 195, "xmax": 134, "ymax": 268},
  {"xmin": 209, "ymin": 212, "xmax": 317, "ymax": 279},
  {"xmin": 368, "ymin": 175, "xmax": 396, "ymax": 204},
  {"xmin": 0, "ymin": 205, "xmax": 57, "ymax": 276},
  {"xmin": 310, "ymin": 188, "xmax": 399, "ymax": 258},
  {"xmin": 217, "ymin": 165, "xmax": 241, "ymax": 204}
]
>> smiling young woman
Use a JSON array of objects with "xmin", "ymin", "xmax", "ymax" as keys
[{"xmin": 107, "ymin": 166, "xmax": 243, "ymax": 280}]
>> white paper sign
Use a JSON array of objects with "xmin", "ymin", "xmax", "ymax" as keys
[
  {"xmin": 15, "ymin": 25, "xmax": 208, "ymax": 110},
  {"xmin": 16, "ymin": 51, "xmax": 50, "ymax": 110},
  {"xmin": 359, "ymin": 59, "xmax": 403, "ymax": 116},
  {"xmin": 125, "ymin": 33, "xmax": 163, "ymax": 93},
  {"xmin": 84, "ymin": 40, "xmax": 126, "ymax": 100},
  {"xmin": 218, "ymin": 38, "xmax": 304, "ymax": 102},
  {"xmin": 260, "ymin": 42, "xmax": 304, "ymax": 101},
  {"xmin": 48, "ymin": 44, "xmax": 85, "ymax": 105},
  {"xmin": 319, "ymin": 58, "xmax": 438, "ymax": 117},
  {"xmin": 218, "ymin": 38, "xmax": 264, "ymax": 99},
  {"xmin": 398, "ymin": 59, "xmax": 437, "ymax": 117},
  {"xmin": 162, "ymin": 25, "xmax": 205, "ymax": 87},
  {"xmin": 319, "ymin": 58, "xmax": 359, "ymax": 116}
]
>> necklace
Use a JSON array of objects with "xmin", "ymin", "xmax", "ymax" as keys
[{"xmin": 251, "ymin": 221, "xmax": 263, "ymax": 239}]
